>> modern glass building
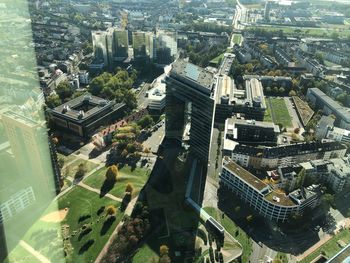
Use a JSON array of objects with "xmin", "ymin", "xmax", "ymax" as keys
[{"xmin": 165, "ymin": 60, "xmax": 216, "ymax": 162}]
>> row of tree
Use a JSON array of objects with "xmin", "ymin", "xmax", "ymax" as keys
[
  {"xmin": 88, "ymin": 70, "xmax": 138, "ymax": 112},
  {"xmin": 101, "ymin": 202, "xmax": 151, "ymax": 262}
]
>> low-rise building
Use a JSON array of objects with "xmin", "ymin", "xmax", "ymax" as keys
[
  {"xmin": 220, "ymin": 157, "xmax": 320, "ymax": 222},
  {"xmin": 307, "ymin": 88, "xmax": 350, "ymax": 129},
  {"xmin": 225, "ymin": 141, "xmax": 347, "ymax": 169},
  {"xmin": 214, "ymin": 77, "xmax": 267, "ymax": 122},
  {"xmin": 300, "ymin": 157, "xmax": 350, "ymax": 192},
  {"xmin": 324, "ymin": 126, "xmax": 350, "ymax": 144},
  {"xmin": 49, "ymin": 93, "xmax": 126, "ymax": 138},
  {"xmin": 224, "ymin": 117, "xmax": 280, "ymax": 145},
  {"xmin": 147, "ymin": 82, "xmax": 166, "ymax": 111}
]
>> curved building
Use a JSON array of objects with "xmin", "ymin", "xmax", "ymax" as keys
[{"xmin": 220, "ymin": 156, "xmax": 320, "ymax": 222}]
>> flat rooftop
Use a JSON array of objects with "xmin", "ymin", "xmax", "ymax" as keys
[
  {"xmin": 170, "ymin": 60, "xmax": 214, "ymax": 92},
  {"xmin": 215, "ymin": 75, "xmax": 235, "ymax": 103},
  {"xmin": 223, "ymin": 157, "xmax": 296, "ymax": 206},
  {"xmin": 232, "ymin": 141, "xmax": 346, "ymax": 159},
  {"xmin": 148, "ymin": 82, "xmax": 166, "ymax": 101},
  {"xmin": 223, "ymin": 156, "xmax": 268, "ymax": 192},
  {"xmin": 51, "ymin": 93, "xmax": 124, "ymax": 122},
  {"xmin": 227, "ymin": 118, "xmax": 280, "ymax": 132},
  {"xmin": 230, "ymin": 78, "xmax": 266, "ymax": 109}
]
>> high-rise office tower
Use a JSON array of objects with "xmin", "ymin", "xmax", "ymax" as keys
[
  {"xmin": 132, "ymin": 31, "xmax": 154, "ymax": 60},
  {"xmin": 92, "ymin": 30, "xmax": 109, "ymax": 67},
  {"xmin": 153, "ymin": 32, "xmax": 177, "ymax": 65},
  {"xmin": 113, "ymin": 29, "xmax": 129, "ymax": 61},
  {"xmin": 264, "ymin": 0, "xmax": 272, "ymax": 21},
  {"xmin": 92, "ymin": 28, "xmax": 129, "ymax": 68},
  {"xmin": 165, "ymin": 60, "xmax": 216, "ymax": 162}
]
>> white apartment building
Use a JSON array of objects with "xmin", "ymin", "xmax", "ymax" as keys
[{"xmin": 221, "ymin": 157, "xmax": 319, "ymax": 222}]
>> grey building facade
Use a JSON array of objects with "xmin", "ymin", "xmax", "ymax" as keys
[{"xmin": 165, "ymin": 60, "xmax": 216, "ymax": 162}]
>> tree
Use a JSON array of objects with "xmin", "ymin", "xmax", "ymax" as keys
[
  {"xmin": 144, "ymin": 148, "xmax": 151, "ymax": 156},
  {"xmin": 273, "ymin": 86, "xmax": 279, "ymax": 94},
  {"xmin": 121, "ymin": 149, "xmax": 128, "ymax": 158},
  {"xmin": 279, "ymin": 87, "xmax": 285, "ymax": 94},
  {"xmin": 289, "ymin": 90, "xmax": 297, "ymax": 97},
  {"xmin": 322, "ymin": 193, "xmax": 335, "ymax": 208},
  {"xmin": 346, "ymin": 208, "xmax": 350, "ymax": 218},
  {"xmin": 137, "ymin": 115, "xmax": 154, "ymax": 129},
  {"xmin": 56, "ymin": 81, "xmax": 73, "ymax": 100},
  {"xmin": 125, "ymin": 183, "xmax": 134, "ymax": 194},
  {"xmin": 160, "ymin": 245, "xmax": 169, "ymax": 256},
  {"xmin": 122, "ymin": 90, "xmax": 137, "ymax": 111},
  {"xmin": 106, "ymin": 165, "xmax": 118, "ymax": 181},
  {"xmin": 89, "ymin": 77, "xmax": 105, "ymax": 96},
  {"xmin": 336, "ymin": 93, "xmax": 348, "ymax": 106},
  {"xmin": 75, "ymin": 163, "xmax": 87, "ymax": 179},
  {"xmin": 315, "ymin": 52, "xmax": 324, "ymax": 64},
  {"xmin": 58, "ymin": 158, "xmax": 65, "ymax": 169},
  {"xmin": 105, "ymin": 205, "xmax": 116, "ymax": 216},
  {"xmin": 46, "ymin": 94, "xmax": 61, "ymax": 108}
]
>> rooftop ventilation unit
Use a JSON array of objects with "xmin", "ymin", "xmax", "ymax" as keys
[
  {"xmin": 83, "ymin": 95, "xmax": 92, "ymax": 103},
  {"xmin": 78, "ymin": 110, "xmax": 85, "ymax": 119},
  {"xmin": 62, "ymin": 105, "xmax": 70, "ymax": 113}
]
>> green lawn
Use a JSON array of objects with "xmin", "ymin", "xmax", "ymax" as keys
[
  {"xmin": 84, "ymin": 165, "xmax": 150, "ymax": 199},
  {"xmin": 22, "ymin": 187, "xmax": 123, "ymax": 263},
  {"xmin": 63, "ymin": 159, "xmax": 99, "ymax": 178},
  {"xmin": 248, "ymin": 26, "xmax": 350, "ymax": 38},
  {"xmin": 268, "ymin": 97, "xmax": 292, "ymax": 128},
  {"xmin": 132, "ymin": 243, "xmax": 159, "ymax": 263},
  {"xmin": 210, "ymin": 53, "xmax": 225, "ymax": 65},
  {"xmin": 204, "ymin": 207, "xmax": 251, "ymax": 263},
  {"xmin": 232, "ymin": 34, "xmax": 242, "ymax": 45},
  {"xmin": 299, "ymin": 229, "xmax": 350, "ymax": 263},
  {"xmin": 57, "ymin": 153, "xmax": 78, "ymax": 164},
  {"xmin": 4, "ymin": 245, "xmax": 40, "ymax": 263},
  {"xmin": 263, "ymin": 102, "xmax": 273, "ymax": 123}
]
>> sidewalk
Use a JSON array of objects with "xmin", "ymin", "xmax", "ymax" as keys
[
  {"xmin": 94, "ymin": 197, "xmax": 138, "ymax": 263},
  {"xmin": 19, "ymin": 240, "xmax": 51, "ymax": 263}
]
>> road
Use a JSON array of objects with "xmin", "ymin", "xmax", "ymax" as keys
[
  {"xmin": 137, "ymin": 82, "xmax": 150, "ymax": 109},
  {"xmin": 233, "ymin": 0, "xmax": 248, "ymax": 30},
  {"xmin": 250, "ymin": 242, "xmax": 277, "ymax": 263},
  {"xmin": 142, "ymin": 121, "xmax": 165, "ymax": 154},
  {"xmin": 284, "ymin": 97, "xmax": 305, "ymax": 133}
]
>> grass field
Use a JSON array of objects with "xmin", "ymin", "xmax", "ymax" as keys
[
  {"xmin": 63, "ymin": 159, "xmax": 99, "ymax": 178},
  {"xmin": 210, "ymin": 53, "xmax": 225, "ymax": 65},
  {"xmin": 132, "ymin": 241, "xmax": 159, "ymax": 263},
  {"xmin": 232, "ymin": 34, "xmax": 242, "ymax": 45},
  {"xmin": 84, "ymin": 165, "xmax": 150, "ymax": 199},
  {"xmin": 248, "ymin": 26, "xmax": 350, "ymax": 39},
  {"xmin": 21, "ymin": 187, "xmax": 123, "ymax": 263},
  {"xmin": 267, "ymin": 97, "xmax": 292, "ymax": 128},
  {"xmin": 57, "ymin": 153, "xmax": 78, "ymax": 164},
  {"xmin": 204, "ymin": 207, "xmax": 250, "ymax": 263},
  {"xmin": 263, "ymin": 102, "xmax": 273, "ymax": 123},
  {"xmin": 299, "ymin": 229, "xmax": 350, "ymax": 263},
  {"xmin": 5, "ymin": 245, "xmax": 40, "ymax": 263}
]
